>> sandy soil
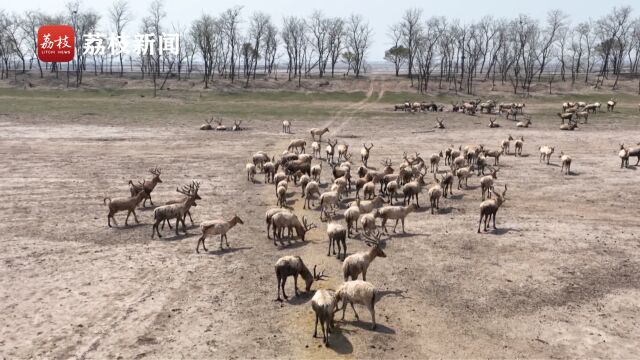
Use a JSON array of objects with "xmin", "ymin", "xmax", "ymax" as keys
[{"xmin": 1, "ymin": 86, "xmax": 640, "ymax": 359}]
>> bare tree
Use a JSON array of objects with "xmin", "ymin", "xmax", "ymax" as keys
[
  {"xmin": 246, "ymin": 11, "xmax": 270, "ymax": 86},
  {"xmin": 595, "ymin": 6, "xmax": 632, "ymax": 88},
  {"xmin": 108, "ymin": 0, "xmax": 133, "ymax": 76},
  {"xmin": 309, "ymin": 10, "xmax": 330, "ymax": 77},
  {"xmin": 415, "ymin": 17, "xmax": 444, "ymax": 93},
  {"xmin": 262, "ymin": 22, "xmax": 278, "ymax": 77},
  {"xmin": 345, "ymin": 14, "xmax": 372, "ymax": 77},
  {"xmin": 281, "ymin": 16, "xmax": 306, "ymax": 81},
  {"xmin": 327, "ymin": 17, "xmax": 344, "ymax": 77},
  {"xmin": 191, "ymin": 14, "xmax": 216, "ymax": 88},
  {"xmin": 399, "ymin": 8, "xmax": 422, "ymax": 84},
  {"xmin": 537, "ymin": 9, "xmax": 567, "ymax": 80},
  {"xmin": 221, "ymin": 6, "xmax": 242, "ymax": 83},
  {"xmin": 4, "ymin": 13, "xmax": 26, "ymax": 74},
  {"xmin": 385, "ymin": 23, "xmax": 408, "ymax": 76}
]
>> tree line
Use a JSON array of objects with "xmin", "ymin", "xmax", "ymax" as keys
[
  {"xmin": 0, "ymin": 2, "xmax": 639, "ymax": 94},
  {"xmin": 387, "ymin": 7, "xmax": 640, "ymax": 94}
]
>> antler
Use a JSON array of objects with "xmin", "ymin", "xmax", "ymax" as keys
[
  {"xmin": 176, "ymin": 185, "xmax": 191, "ymax": 196},
  {"xmin": 149, "ymin": 166, "xmax": 161, "ymax": 175},
  {"xmin": 363, "ymin": 230, "xmax": 382, "ymax": 246},
  {"xmin": 302, "ymin": 216, "xmax": 316, "ymax": 231},
  {"xmin": 313, "ymin": 265, "xmax": 328, "ymax": 281},
  {"xmin": 177, "ymin": 181, "xmax": 200, "ymax": 196}
]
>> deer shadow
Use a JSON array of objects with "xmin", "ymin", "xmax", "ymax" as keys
[
  {"xmin": 324, "ymin": 328, "xmax": 354, "ymax": 354},
  {"xmin": 284, "ymin": 200, "xmax": 297, "ymax": 207},
  {"xmin": 110, "ymin": 223, "xmax": 146, "ymax": 230},
  {"xmin": 414, "ymin": 205, "xmax": 431, "ymax": 214},
  {"xmin": 286, "ymin": 292, "xmax": 313, "ymax": 305},
  {"xmin": 436, "ymin": 206, "xmax": 454, "ymax": 214},
  {"xmin": 206, "ymin": 246, "xmax": 252, "ymax": 256},
  {"xmin": 275, "ymin": 239, "xmax": 310, "ymax": 250},
  {"xmin": 483, "ymin": 227, "xmax": 520, "ymax": 235},
  {"xmin": 343, "ymin": 320, "xmax": 396, "ymax": 334},
  {"xmin": 546, "ymin": 163, "xmax": 560, "ymax": 167},
  {"xmin": 157, "ymin": 232, "xmax": 197, "ymax": 241},
  {"xmin": 378, "ymin": 289, "xmax": 411, "ymax": 300},
  {"xmin": 336, "ymin": 134, "xmax": 361, "ymax": 139},
  {"xmin": 446, "ymin": 194, "xmax": 464, "ymax": 200},
  {"xmin": 380, "ymin": 231, "xmax": 415, "ymax": 238}
]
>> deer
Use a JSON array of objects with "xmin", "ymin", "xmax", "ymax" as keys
[
  {"xmin": 360, "ymin": 143, "xmax": 374, "ymax": 167},
  {"xmin": 128, "ymin": 166, "xmax": 162, "ymax": 207},
  {"xmin": 200, "ymin": 117, "xmax": 213, "ymax": 130},
  {"xmin": 478, "ymin": 184, "xmax": 507, "ymax": 233}
]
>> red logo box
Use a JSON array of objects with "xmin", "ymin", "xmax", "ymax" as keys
[{"xmin": 38, "ymin": 25, "xmax": 75, "ymax": 62}]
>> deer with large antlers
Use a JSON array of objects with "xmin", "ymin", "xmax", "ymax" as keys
[
  {"xmin": 360, "ymin": 143, "xmax": 374, "ymax": 167},
  {"xmin": 151, "ymin": 181, "xmax": 201, "ymax": 238},
  {"xmin": 271, "ymin": 213, "xmax": 316, "ymax": 244},
  {"xmin": 325, "ymin": 139, "xmax": 338, "ymax": 163},
  {"xmin": 478, "ymin": 184, "xmax": 507, "ymax": 233},
  {"xmin": 128, "ymin": 166, "xmax": 162, "ymax": 207},
  {"xmin": 342, "ymin": 231, "xmax": 386, "ymax": 281},
  {"xmin": 232, "ymin": 120, "xmax": 243, "ymax": 131},
  {"xmin": 200, "ymin": 117, "xmax": 213, "ymax": 130}
]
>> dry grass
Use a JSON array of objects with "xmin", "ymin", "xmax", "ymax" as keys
[{"xmin": 1, "ymin": 81, "xmax": 639, "ymax": 358}]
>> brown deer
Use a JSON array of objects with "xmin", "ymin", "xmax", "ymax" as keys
[
  {"xmin": 478, "ymin": 184, "xmax": 507, "ymax": 233},
  {"xmin": 129, "ymin": 167, "xmax": 162, "ymax": 207}
]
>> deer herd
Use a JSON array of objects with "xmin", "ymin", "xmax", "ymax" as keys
[{"xmin": 99, "ymin": 96, "xmax": 634, "ymax": 349}]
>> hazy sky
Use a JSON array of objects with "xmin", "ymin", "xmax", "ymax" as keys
[{"xmin": 5, "ymin": 0, "xmax": 636, "ymax": 60}]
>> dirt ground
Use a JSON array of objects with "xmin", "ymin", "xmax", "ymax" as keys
[{"xmin": 1, "ymin": 83, "xmax": 640, "ymax": 359}]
